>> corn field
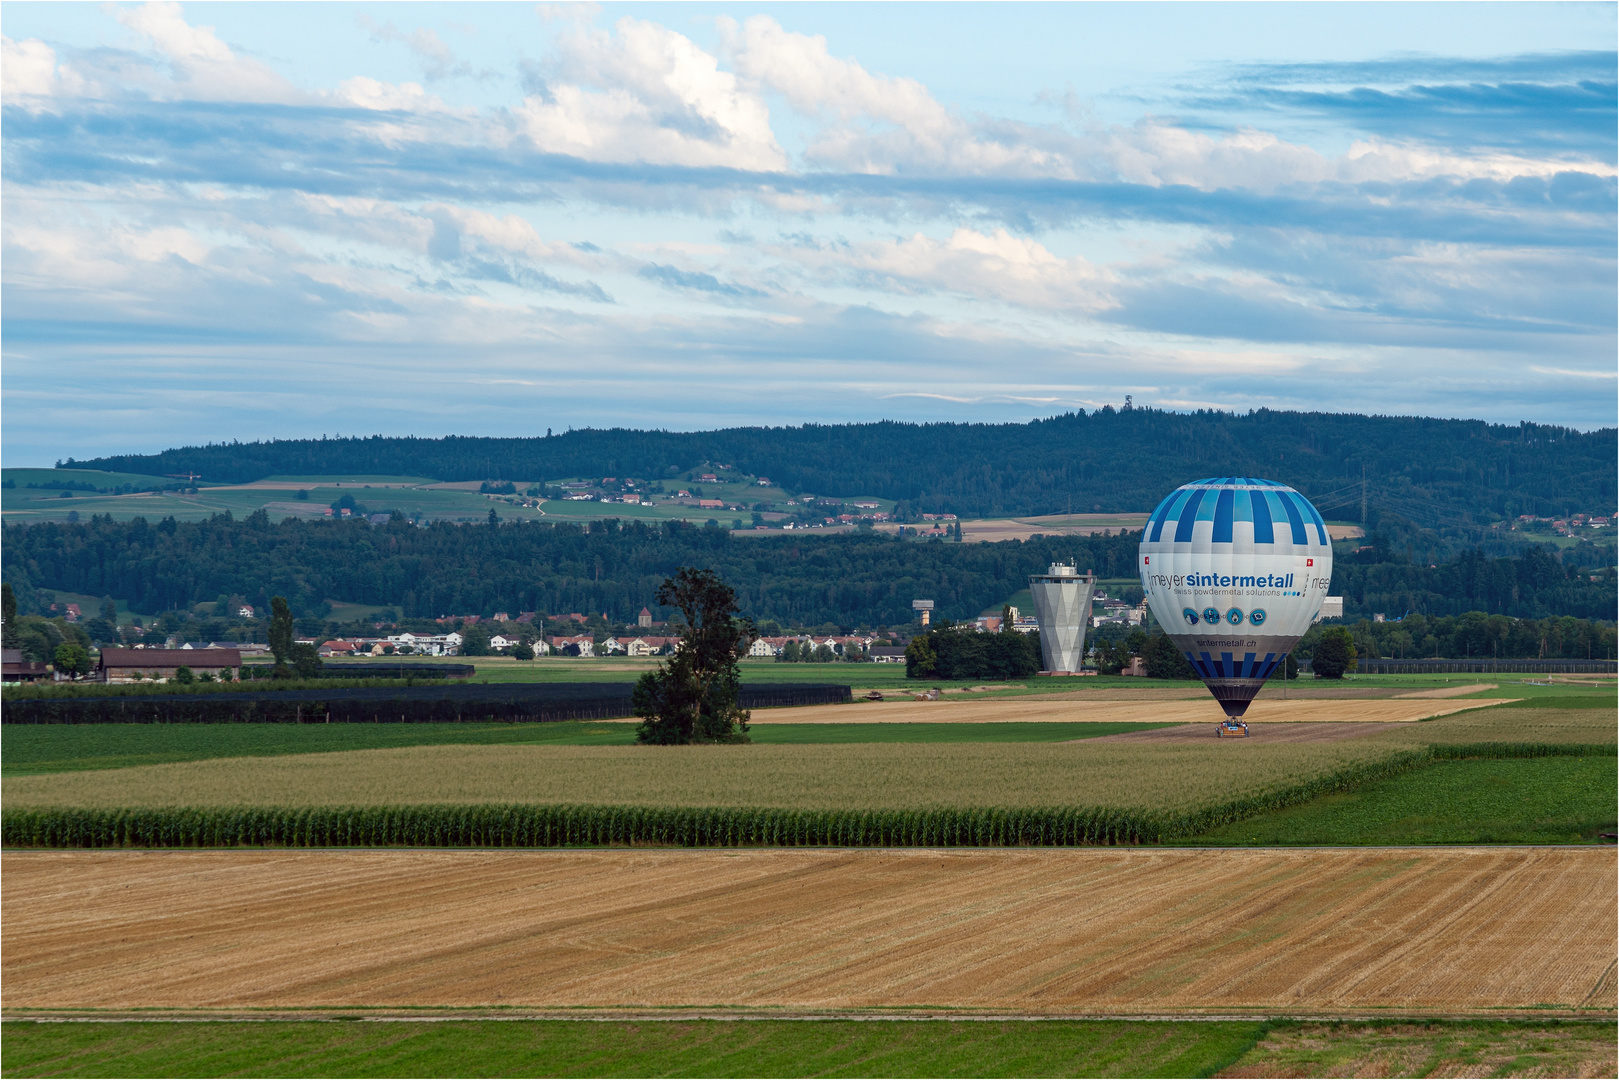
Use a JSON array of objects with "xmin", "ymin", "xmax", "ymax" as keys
[{"xmin": 6, "ymin": 743, "xmax": 1606, "ymax": 849}]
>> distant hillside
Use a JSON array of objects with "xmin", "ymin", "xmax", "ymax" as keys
[{"xmin": 66, "ymin": 409, "xmax": 1616, "ymax": 529}]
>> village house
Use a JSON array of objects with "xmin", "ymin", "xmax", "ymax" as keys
[
  {"xmin": 625, "ymin": 636, "xmax": 678, "ymax": 657},
  {"xmin": 488, "ymin": 634, "xmax": 518, "ymax": 652},
  {"xmin": 96, "ymin": 647, "xmax": 242, "ymax": 683},
  {"xmin": 549, "ymin": 634, "xmax": 595, "ymax": 657},
  {"xmin": 748, "ymin": 637, "xmax": 784, "ymax": 657},
  {"xmin": 318, "ymin": 640, "xmax": 362, "ymax": 657},
  {"xmin": 2, "ymin": 649, "xmax": 51, "ymax": 682}
]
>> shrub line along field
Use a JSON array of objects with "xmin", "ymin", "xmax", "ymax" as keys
[{"xmin": 3, "ymin": 847, "xmax": 1612, "ymax": 1018}]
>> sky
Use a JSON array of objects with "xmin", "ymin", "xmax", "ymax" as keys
[{"xmin": 2, "ymin": 2, "xmax": 1615, "ymax": 466}]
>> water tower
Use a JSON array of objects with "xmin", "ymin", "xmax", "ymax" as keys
[
  {"xmin": 912, "ymin": 599, "xmax": 934, "ymax": 626},
  {"xmin": 1029, "ymin": 563, "xmax": 1096, "ymax": 673}
]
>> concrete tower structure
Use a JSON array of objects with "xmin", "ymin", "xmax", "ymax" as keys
[{"xmin": 1028, "ymin": 563, "xmax": 1096, "ymax": 674}]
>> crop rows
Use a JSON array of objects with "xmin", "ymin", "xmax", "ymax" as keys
[{"xmin": 8, "ymin": 743, "xmax": 1607, "ymax": 849}]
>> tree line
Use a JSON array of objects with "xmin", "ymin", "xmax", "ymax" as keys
[
  {"xmin": 63, "ymin": 409, "xmax": 1617, "ymax": 527},
  {"xmin": 3, "ymin": 513, "xmax": 1610, "ymax": 649},
  {"xmin": 1, "ymin": 512, "xmax": 1143, "ymax": 629}
]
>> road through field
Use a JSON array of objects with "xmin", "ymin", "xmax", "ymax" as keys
[
  {"xmin": 5, "ymin": 848, "xmax": 1612, "ymax": 1017},
  {"xmin": 752, "ymin": 697, "xmax": 1517, "ymax": 724}
]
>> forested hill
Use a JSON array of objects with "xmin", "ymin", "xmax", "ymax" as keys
[{"xmin": 65, "ymin": 410, "xmax": 1616, "ymax": 525}]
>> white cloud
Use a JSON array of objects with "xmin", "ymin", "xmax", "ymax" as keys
[
  {"xmin": 1, "ymin": 36, "xmax": 91, "ymax": 106},
  {"xmin": 515, "ymin": 17, "xmax": 787, "ymax": 171},
  {"xmin": 333, "ymin": 76, "xmax": 455, "ymax": 114},
  {"xmin": 782, "ymin": 228, "xmax": 1114, "ymax": 314},
  {"xmin": 722, "ymin": 16, "xmax": 1062, "ymax": 176},
  {"xmin": 112, "ymin": 1, "xmax": 300, "ymax": 103},
  {"xmin": 1093, "ymin": 121, "xmax": 1616, "ymax": 191}
]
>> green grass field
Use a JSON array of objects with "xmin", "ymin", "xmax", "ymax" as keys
[
  {"xmin": 0, "ymin": 721, "xmax": 1175, "ymax": 777},
  {"xmin": 0, "ymin": 468, "xmax": 894, "ymax": 528},
  {"xmin": 1, "ymin": 1019, "xmax": 1610, "ymax": 1079},
  {"xmin": 1187, "ymin": 755, "xmax": 1618, "ymax": 846}
]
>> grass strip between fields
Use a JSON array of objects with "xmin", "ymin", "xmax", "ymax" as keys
[
  {"xmin": 1, "ymin": 1018, "xmax": 1613, "ymax": 1079},
  {"xmin": 5, "ymin": 743, "xmax": 1609, "ymax": 850},
  {"xmin": 0, "ymin": 721, "xmax": 1181, "ymax": 776}
]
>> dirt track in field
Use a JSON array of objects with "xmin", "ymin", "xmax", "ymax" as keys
[
  {"xmin": 1087, "ymin": 722, "xmax": 1399, "ymax": 744},
  {"xmin": 752, "ymin": 697, "xmax": 1517, "ymax": 724},
  {"xmin": 4, "ymin": 848, "xmax": 1612, "ymax": 1016}
]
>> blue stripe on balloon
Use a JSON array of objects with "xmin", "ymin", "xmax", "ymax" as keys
[
  {"xmin": 1150, "ymin": 488, "xmax": 1191, "ymax": 542},
  {"xmin": 1146, "ymin": 491, "xmax": 1178, "ymax": 542},
  {"xmin": 1212, "ymin": 488, "xmax": 1235, "ymax": 542},
  {"xmin": 1304, "ymin": 499, "xmax": 1329, "ymax": 545},
  {"xmin": 1234, "ymin": 488, "xmax": 1253, "ymax": 525},
  {"xmin": 1174, "ymin": 488, "xmax": 1206, "ymax": 542},
  {"xmin": 1279, "ymin": 491, "xmax": 1308, "ymax": 545},
  {"xmin": 1252, "ymin": 488, "xmax": 1275, "ymax": 544}
]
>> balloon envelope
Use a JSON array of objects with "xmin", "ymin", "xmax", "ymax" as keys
[{"xmin": 1138, "ymin": 477, "xmax": 1334, "ymax": 717}]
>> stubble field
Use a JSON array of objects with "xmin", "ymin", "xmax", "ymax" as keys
[{"xmin": 4, "ymin": 847, "xmax": 1613, "ymax": 1016}]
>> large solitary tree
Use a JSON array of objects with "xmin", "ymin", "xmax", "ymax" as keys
[
  {"xmin": 1311, "ymin": 627, "xmax": 1358, "ymax": 679},
  {"xmin": 633, "ymin": 567, "xmax": 753, "ymax": 744},
  {"xmin": 268, "ymin": 596, "xmax": 295, "ymax": 678},
  {"xmin": 2, "ymin": 583, "xmax": 17, "ymax": 650}
]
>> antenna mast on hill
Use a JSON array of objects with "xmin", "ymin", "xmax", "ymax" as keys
[{"xmin": 1360, "ymin": 465, "xmax": 1367, "ymax": 529}]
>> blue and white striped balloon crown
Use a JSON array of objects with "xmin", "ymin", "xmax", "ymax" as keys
[{"xmin": 1143, "ymin": 477, "xmax": 1330, "ymax": 548}]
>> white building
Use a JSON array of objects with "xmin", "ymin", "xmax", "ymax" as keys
[{"xmin": 386, "ymin": 632, "xmax": 463, "ymax": 656}]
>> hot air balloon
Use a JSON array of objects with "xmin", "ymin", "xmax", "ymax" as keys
[{"xmin": 1138, "ymin": 477, "xmax": 1334, "ymax": 720}]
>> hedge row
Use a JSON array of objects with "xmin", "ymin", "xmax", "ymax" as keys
[
  {"xmin": 1, "ymin": 683, "xmax": 851, "ymax": 724},
  {"xmin": 4, "ymin": 744, "xmax": 1609, "ymax": 849}
]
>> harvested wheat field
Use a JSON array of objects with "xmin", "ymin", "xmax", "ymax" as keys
[
  {"xmin": 751, "ymin": 696, "xmax": 1516, "ymax": 724},
  {"xmin": 3, "ymin": 848, "xmax": 1612, "ymax": 1017},
  {"xmin": 1089, "ymin": 722, "xmax": 1399, "ymax": 744}
]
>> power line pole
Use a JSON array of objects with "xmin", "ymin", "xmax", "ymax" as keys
[{"xmin": 1360, "ymin": 465, "xmax": 1367, "ymax": 529}]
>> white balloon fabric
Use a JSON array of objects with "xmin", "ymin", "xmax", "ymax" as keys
[{"xmin": 1138, "ymin": 477, "xmax": 1334, "ymax": 718}]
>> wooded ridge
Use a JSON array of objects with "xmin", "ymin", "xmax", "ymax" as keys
[{"xmin": 64, "ymin": 410, "xmax": 1617, "ymax": 525}]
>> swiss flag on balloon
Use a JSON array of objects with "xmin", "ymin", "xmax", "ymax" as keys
[{"xmin": 1307, "ymin": 559, "xmax": 1314, "ymax": 566}]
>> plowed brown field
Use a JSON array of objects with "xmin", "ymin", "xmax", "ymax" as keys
[{"xmin": 5, "ymin": 848, "xmax": 1612, "ymax": 1017}]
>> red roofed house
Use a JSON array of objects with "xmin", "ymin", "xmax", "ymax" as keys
[{"xmin": 549, "ymin": 635, "xmax": 595, "ymax": 657}]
